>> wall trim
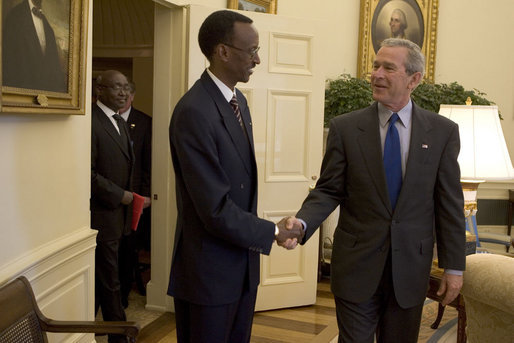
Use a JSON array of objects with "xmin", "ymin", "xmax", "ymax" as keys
[{"xmin": 0, "ymin": 227, "xmax": 97, "ymax": 284}]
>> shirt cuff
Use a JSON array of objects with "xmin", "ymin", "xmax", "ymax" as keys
[
  {"xmin": 275, "ymin": 225, "xmax": 279, "ymax": 236},
  {"xmin": 444, "ymin": 269, "xmax": 463, "ymax": 276},
  {"xmin": 298, "ymin": 219, "xmax": 307, "ymax": 231}
]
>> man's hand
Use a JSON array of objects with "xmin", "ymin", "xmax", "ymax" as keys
[
  {"xmin": 121, "ymin": 191, "xmax": 134, "ymax": 205},
  {"xmin": 143, "ymin": 196, "xmax": 151, "ymax": 209},
  {"xmin": 437, "ymin": 272, "xmax": 463, "ymax": 306},
  {"xmin": 276, "ymin": 216, "xmax": 304, "ymax": 250}
]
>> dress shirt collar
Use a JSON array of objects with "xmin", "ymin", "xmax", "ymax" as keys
[
  {"xmin": 96, "ymin": 100, "xmax": 118, "ymax": 118},
  {"xmin": 206, "ymin": 68, "xmax": 237, "ymax": 102},
  {"xmin": 120, "ymin": 106, "xmax": 131, "ymax": 122},
  {"xmin": 378, "ymin": 100, "xmax": 412, "ymax": 129}
]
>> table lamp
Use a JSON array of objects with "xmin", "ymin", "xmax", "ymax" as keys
[{"xmin": 439, "ymin": 99, "xmax": 514, "ymax": 248}]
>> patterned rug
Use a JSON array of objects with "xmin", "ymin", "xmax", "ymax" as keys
[{"xmin": 418, "ymin": 298, "xmax": 458, "ymax": 343}]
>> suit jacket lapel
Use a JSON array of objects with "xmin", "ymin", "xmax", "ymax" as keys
[
  {"xmin": 201, "ymin": 72, "xmax": 253, "ymax": 175},
  {"xmin": 95, "ymin": 105, "xmax": 133, "ymax": 161},
  {"xmin": 396, "ymin": 103, "xmax": 433, "ymax": 211},
  {"xmin": 357, "ymin": 104, "xmax": 391, "ymax": 212}
]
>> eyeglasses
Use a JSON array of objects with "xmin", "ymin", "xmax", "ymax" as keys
[
  {"xmin": 224, "ymin": 43, "xmax": 260, "ymax": 59},
  {"xmin": 98, "ymin": 84, "xmax": 131, "ymax": 92}
]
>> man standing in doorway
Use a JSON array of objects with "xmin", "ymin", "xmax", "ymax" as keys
[
  {"xmin": 118, "ymin": 81, "xmax": 152, "ymax": 308},
  {"xmin": 91, "ymin": 70, "xmax": 134, "ymax": 343}
]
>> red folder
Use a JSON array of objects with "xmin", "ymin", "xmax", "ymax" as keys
[{"xmin": 131, "ymin": 192, "xmax": 145, "ymax": 231}]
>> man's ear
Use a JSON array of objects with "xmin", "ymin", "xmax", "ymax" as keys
[
  {"xmin": 408, "ymin": 71, "xmax": 422, "ymax": 91},
  {"xmin": 215, "ymin": 44, "xmax": 230, "ymax": 62}
]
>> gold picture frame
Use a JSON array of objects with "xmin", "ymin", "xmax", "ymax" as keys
[
  {"xmin": 1, "ymin": 0, "xmax": 88, "ymax": 115},
  {"xmin": 357, "ymin": 0, "xmax": 438, "ymax": 82},
  {"xmin": 227, "ymin": 0, "xmax": 277, "ymax": 14}
]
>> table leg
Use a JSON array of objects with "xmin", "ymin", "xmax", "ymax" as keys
[
  {"xmin": 457, "ymin": 307, "xmax": 467, "ymax": 343},
  {"xmin": 431, "ymin": 303, "xmax": 445, "ymax": 329}
]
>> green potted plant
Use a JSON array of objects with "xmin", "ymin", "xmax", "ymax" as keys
[{"xmin": 324, "ymin": 74, "xmax": 498, "ymax": 127}]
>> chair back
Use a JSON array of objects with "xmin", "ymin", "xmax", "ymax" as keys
[{"xmin": 0, "ymin": 277, "xmax": 47, "ymax": 343}]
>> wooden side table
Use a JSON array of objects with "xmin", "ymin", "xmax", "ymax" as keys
[{"xmin": 427, "ymin": 267, "xmax": 466, "ymax": 343}]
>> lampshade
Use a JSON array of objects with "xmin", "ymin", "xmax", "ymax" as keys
[{"xmin": 439, "ymin": 104, "xmax": 514, "ymax": 181}]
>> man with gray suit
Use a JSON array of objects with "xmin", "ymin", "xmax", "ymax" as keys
[{"xmin": 290, "ymin": 38, "xmax": 466, "ymax": 342}]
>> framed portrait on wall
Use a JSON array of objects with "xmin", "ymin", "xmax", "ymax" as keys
[
  {"xmin": 227, "ymin": 0, "xmax": 277, "ymax": 14},
  {"xmin": 357, "ymin": 0, "xmax": 439, "ymax": 82},
  {"xmin": 1, "ymin": 0, "xmax": 88, "ymax": 115}
]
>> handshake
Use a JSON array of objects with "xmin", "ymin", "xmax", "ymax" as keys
[{"xmin": 275, "ymin": 216, "xmax": 305, "ymax": 250}]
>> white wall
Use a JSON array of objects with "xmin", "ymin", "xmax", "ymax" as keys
[
  {"xmin": 0, "ymin": 2, "xmax": 96, "ymax": 339},
  {"xmin": 437, "ymin": 0, "xmax": 514, "ymax": 163},
  {"xmin": 0, "ymin": 8, "xmax": 92, "ymax": 280},
  {"xmin": 166, "ymin": 0, "xmax": 513, "ymax": 163}
]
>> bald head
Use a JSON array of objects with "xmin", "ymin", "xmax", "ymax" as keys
[{"xmin": 95, "ymin": 70, "xmax": 129, "ymax": 112}]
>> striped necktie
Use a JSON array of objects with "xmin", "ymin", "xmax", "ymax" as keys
[{"xmin": 229, "ymin": 95, "xmax": 244, "ymax": 130}]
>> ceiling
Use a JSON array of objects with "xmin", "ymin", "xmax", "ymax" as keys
[{"xmin": 93, "ymin": 0, "xmax": 154, "ymax": 58}]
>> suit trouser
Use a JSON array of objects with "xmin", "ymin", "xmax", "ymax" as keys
[
  {"xmin": 95, "ymin": 239, "xmax": 127, "ymax": 343},
  {"xmin": 334, "ymin": 254, "xmax": 424, "ymax": 343},
  {"xmin": 174, "ymin": 287, "xmax": 257, "ymax": 343},
  {"xmin": 119, "ymin": 232, "xmax": 138, "ymax": 305}
]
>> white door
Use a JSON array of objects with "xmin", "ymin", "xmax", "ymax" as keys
[{"xmin": 187, "ymin": 5, "xmax": 325, "ymax": 311}]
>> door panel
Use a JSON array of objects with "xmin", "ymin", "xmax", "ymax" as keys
[{"xmin": 187, "ymin": 5, "xmax": 325, "ymax": 311}]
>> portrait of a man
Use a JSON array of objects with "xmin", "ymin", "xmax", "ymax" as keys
[
  {"xmin": 371, "ymin": 0, "xmax": 424, "ymax": 53},
  {"xmin": 389, "ymin": 8, "xmax": 407, "ymax": 39},
  {"xmin": 2, "ymin": 0, "xmax": 70, "ymax": 93}
]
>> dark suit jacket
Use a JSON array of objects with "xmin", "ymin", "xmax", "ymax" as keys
[
  {"xmin": 91, "ymin": 104, "xmax": 135, "ymax": 242},
  {"xmin": 127, "ymin": 107, "xmax": 152, "ymax": 197},
  {"xmin": 297, "ymin": 102, "xmax": 465, "ymax": 308},
  {"xmin": 2, "ymin": 0, "xmax": 66, "ymax": 92},
  {"xmin": 167, "ymin": 71, "xmax": 275, "ymax": 306}
]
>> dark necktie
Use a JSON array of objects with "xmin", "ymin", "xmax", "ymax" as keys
[
  {"xmin": 383, "ymin": 113, "xmax": 402, "ymax": 210},
  {"xmin": 112, "ymin": 114, "xmax": 130, "ymax": 150},
  {"xmin": 229, "ymin": 95, "xmax": 244, "ymax": 130}
]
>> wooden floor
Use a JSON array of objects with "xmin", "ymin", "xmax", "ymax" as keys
[
  {"xmin": 135, "ymin": 278, "xmax": 338, "ymax": 343},
  {"xmin": 114, "ymin": 276, "xmax": 456, "ymax": 343}
]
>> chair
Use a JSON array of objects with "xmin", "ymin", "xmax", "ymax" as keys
[
  {"xmin": 0, "ymin": 276, "xmax": 140, "ymax": 343},
  {"xmin": 461, "ymin": 253, "xmax": 514, "ymax": 343}
]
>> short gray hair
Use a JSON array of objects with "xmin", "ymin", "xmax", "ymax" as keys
[{"xmin": 381, "ymin": 38, "xmax": 425, "ymax": 77}]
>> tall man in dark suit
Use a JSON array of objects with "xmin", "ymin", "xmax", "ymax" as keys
[
  {"xmin": 91, "ymin": 70, "xmax": 134, "ymax": 343},
  {"xmin": 167, "ymin": 10, "xmax": 304, "ymax": 343},
  {"xmin": 2, "ymin": 0, "xmax": 66, "ymax": 92},
  {"xmin": 118, "ymin": 81, "xmax": 152, "ymax": 307},
  {"xmin": 290, "ymin": 38, "xmax": 466, "ymax": 342}
]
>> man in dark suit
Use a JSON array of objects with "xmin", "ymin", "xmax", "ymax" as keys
[
  {"xmin": 167, "ymin": 10, "xmax": 303, "ymax": 343},
  {"xmin": 2, "ymin": 0, "xmax": 66, "ymax": 92},
  {"xmin": 291, "ymin": 38, "xmax": 466, "ymax": 342},
  {"xmin": 118, "ymin": 81, "xmax": 152, "ymax": 307},
  {"xmin": 91, "ymin": 70, "xmax": 134, "ymax": 343}
]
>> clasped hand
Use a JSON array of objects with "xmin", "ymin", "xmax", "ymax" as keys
[{"xmin": 275, "ymin": 216, "xmax": 304, "ymax": 250}]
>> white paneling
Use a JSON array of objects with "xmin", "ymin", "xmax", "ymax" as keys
[
  {"xmin": 269, "ymin": 32, "xmax": 313, "ymax": 75},
  {"xmin": 265, "ymin": 90, "xmax": 311, "ymax": 182},
  {"xmin": 0, "ymin": 228, "xmax": 97, "ymax": 343}
]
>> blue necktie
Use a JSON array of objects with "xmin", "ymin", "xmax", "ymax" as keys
[{"xmin": 384, "ymin": 113, "xmax": 402, "ymax": 210}]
